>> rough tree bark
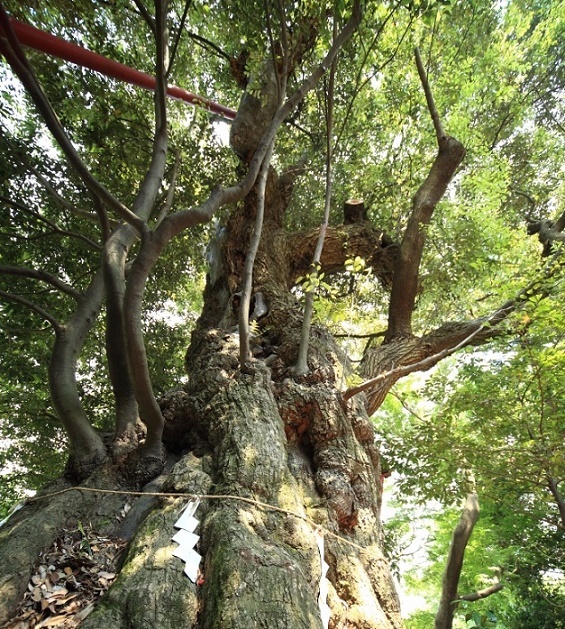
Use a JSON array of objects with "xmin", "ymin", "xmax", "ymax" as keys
[
  {"xmin": 0, "ymin": 2, "xmax": 405, "ymax": 627},
  {"xmin": 0, "ymin": 86, "xmax": 403, "ymax": 629}
]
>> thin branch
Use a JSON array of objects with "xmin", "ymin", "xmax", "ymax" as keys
[
  {"xmin": 162, "ymin": 0, "xmax": 363, "ymax": 239},
  {"xmin": 167, "ymin": 0, "xmax": 192, "ymax": 77},
  {"xmin": 295, "ymin": 20, "xmax": 337, "ymax": 376},
  {"xmin": 458, "ymin": 582, "xmax": 504, "ymax": 602},
  {"xmin": 334, "ymin": 2, "xmax": 405, "ymax": 152},
  {"xmin": 280, "ymin": 0, "xmax": 362, "ymax": 120},
  {"xmin": 345, "ymin": 302, "xmax": 514, "ymax": 402},
  {"xmin": 93, "ymin": 195, "xmax": 111, "ymax": 242},
  {"xmin": 0, "ymin": 195, "xmax": 101, "ymax": 251},
  {"xmin": 129, "ymin": 0, "xmax": 169, "ymax": 224},
  {"xmin": 29, "ymin": 166, "xmax": 115, "ymax": 227},
  {"xmin": 238, "ymin": 139, "xmax": 275, "ymax": 368},
  {"xmin": 0, "ymin": 288, "xmax": 61, "ymax": 331},
  {"xmin": 275, "ymin": 0, "xmax": 289, "ymax": 90},
  {"xmin": 275, "ymin": 0, "xmax": 289, "ymax": 55},
  {"xmin": 185, "ymin": 30, "xmax": 232, "ymax": 62},
  {"xmin": 263, "ymin": 0, "xmax": 287, "ymax": 103},
  {"xmin": 0, "ymin": 265, "xmax": 82, "ymax": 300},
  {"xmin": 415, "ymin": 47, "xmax": 445, "ymax": 143},
  {"xmin": 389, "ymin": 391, "xmax": 427, "ymax": 424},
  {"xmin": 512, "ymin": 188, "xmax": 537, "ymax": 215},
  {"xmin": 264, "ymin": 0, "xmax": 281, "ymax": 100},
  {"xmin": 132, "ymin": 0, "xmax": 156, "ymax": 35},
  {"xmin": 334, "ymin": 331, "xmax": 386, "ymax": 339}
]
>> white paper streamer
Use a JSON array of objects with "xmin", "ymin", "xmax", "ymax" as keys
[
  {"xmin": 0, "ymin": 502, "xmax": 24, "ymax": 529},
  {"xmin": 315, "ymin": 529, "xmax": 331, "ymax": 629},
  {"xmin": 172, "ymin": 500, "xmax": 201, "ymax": 582}
]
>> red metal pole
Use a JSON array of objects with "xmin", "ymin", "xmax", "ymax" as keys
[{"xmin": 5, "ymin": 18, "xmax": 237, "ymax": 121}]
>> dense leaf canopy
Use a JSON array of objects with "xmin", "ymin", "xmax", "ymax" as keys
[{"xmin": 0, "ymin": 0, "xmax": 564, "ymax": 625}]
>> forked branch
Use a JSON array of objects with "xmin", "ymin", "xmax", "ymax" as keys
[{"xmin": 385, "ymin": 48, "xmax": 465, "ymax": 340}]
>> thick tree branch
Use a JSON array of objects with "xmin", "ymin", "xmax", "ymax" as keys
[
  {"xmin": 288, "ymin": 222, "xmax": 397, "ymax": 288},
  {"xmin": 0, "ymin": 288, "xmax": 61, "ymax": 331},
  {"xmin": 349, "ymin": 274, "xmax": 550, "ymax": 414},
  {"xmin": 48, "ymin": 271, "xmax": 107, "ymax": 475},
  {"xmin": 160, "ymin": 0, "xmax": 362, "ymax": 240},
  {"xmin": 435, "ymin": 490, "xmax": 480, "ymax": 629},
  {"xmin": 117, "ymin": 2, "xmax": 363, "ymax": 463},
  {"xmin": 386, "ymin": 50, "xmax": 465, "ymax": 341},
  {"xmin": 0, "ymin": 265, "xmax": 82, "ymax": 300},
  {"xmin": 120, "ymin": 0, "xmax": 170, "ymax": 459},
  {"xmin": 554, "ymin": 208, "xmax": 565, "ymax": 233},
  {"xmin": 345, "ymin": 313, "xmax": 499, "ymax": 407},
  {"xmin": 528, "ymin": 208, "xmax": 565, "ymax": 256}
]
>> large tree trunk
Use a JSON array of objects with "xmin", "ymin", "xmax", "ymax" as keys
[
  {"xmin": 0, "ymin": 165, "xmax": 403, "ymax": 629},
  {"xmin": 0, "ymin": 4, "xmax": 403, "ymax": 623},
  {"xmin": 109, "ymin": 160, "xmax": 400, "ymax": 627}
]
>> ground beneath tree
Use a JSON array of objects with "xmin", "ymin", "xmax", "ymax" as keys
[{"xmin": 2, "ymin": 524, "xmax": 127, "ymax": 629}]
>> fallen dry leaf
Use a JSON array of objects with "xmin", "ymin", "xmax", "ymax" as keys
[{"xmin": 4, "ymin": 524, "xmax": 127, "ymax": 629}]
